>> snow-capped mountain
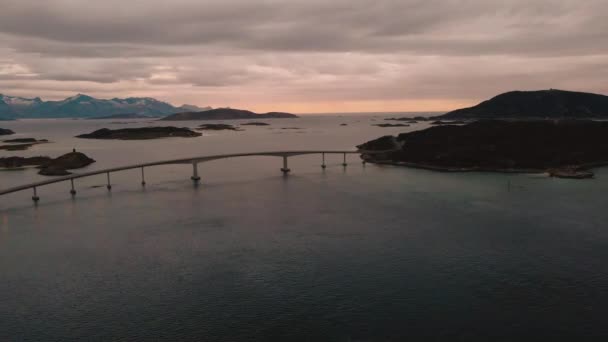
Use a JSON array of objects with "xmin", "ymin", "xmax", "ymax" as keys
[
  {"xmin": 0, "ymin": 93, "xmax": 211, "ymax": 119},
  {"xmin": 0, "ymin": 94, "xmax": 43, "ymax": 107}
]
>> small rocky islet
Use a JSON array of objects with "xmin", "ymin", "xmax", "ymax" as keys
[
  {"xmin": 196, "ymin": 124, "xmax": 242, "ymax": 131},
  {"xmin": 76, "ymin": 126, "xmax": 201, "ymax": 140},
  {"xmin": 241, "ymin": 122, "xmax": 270, "ymax": 126},
  {"xmin": 0, "ymin": 138, "xmax": 50, "ymax": 151},
  {"xmin": 0, "ymin": 128, "xmax": 15, "ymax": 135},
  {"xmin": 358, "ymin": 120, "xmax": 608, "ymax": 179},
  {"xmin": 373, "ymin": 123, "xmax": 410, "ymax": 128}
]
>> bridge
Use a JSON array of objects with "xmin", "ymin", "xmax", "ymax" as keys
[{"xmin": 0, "ymin": 150, "xmax": 369, "ymax": 202}]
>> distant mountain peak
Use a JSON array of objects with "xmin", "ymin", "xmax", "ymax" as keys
[{"xmin": 63, "ymin": 93, "xmax": 94, "ymax": 102}]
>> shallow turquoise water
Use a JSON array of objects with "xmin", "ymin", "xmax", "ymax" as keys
[{"xmin": 1, "ymin": 117, "xmax": 608, "ymax": 340}]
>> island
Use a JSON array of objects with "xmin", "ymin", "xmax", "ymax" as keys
[
  {"xmin": 88, "ymin": 113, "xmax": 152, "ymax": 120},
  {"xmin": 3, "ymin": 138, "xmax": 46, "ymax": 143},
  {"xmin": 0, "ymin": 138, "xmax": 49, "ymax": 151},
  {"xmin": 38, "ymin": 152, "xmax": 96, "ymax": 176},
  {"xmin": 197, "ymin": 124, "xmax": 242, "ymax": 131},
  {"xmin": 0, "ymin": 156, "xmax": 52, "ymax": 169},
  {"xmin": 373, "ymin": 123, "xmax": 410, "ymax": 128},
  {"xmin": 0, "ymin": 128, "xmax": 14, "ymax": 135},
  {"xmin": 241, "ymin": 122, "xmax": 270, "ymax": 126},
  {"xmin": 160, "ymin": 108, "xmax": 298, "ymax": 121},
  {"xmin": 0, "ymin": 151, "xmax": 95, "ymax": 176},
  {"xmin": 358, "ymin": 120, "xmax": 608, "ymax": 179},
  {"xmin": 439, "ymin": 89, "xmax": 608, "ymax": 119},
  {"xmin": 76, "ymin": 127, "xmax": 202, "ymax": 140}
]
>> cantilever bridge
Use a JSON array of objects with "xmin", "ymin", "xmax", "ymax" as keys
[{"xmin": 0, "ymin": 150, "xmax": 370, "ymax": 202}]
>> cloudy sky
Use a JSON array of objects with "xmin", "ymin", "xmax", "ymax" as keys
[{"xmin": 0, "ymin": 0, "xmax": 606, "ymax": 113}]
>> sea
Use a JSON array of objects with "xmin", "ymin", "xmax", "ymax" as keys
[{"xmin": 1, "ymin": 114, "xmax": 608, "ymax": 341}]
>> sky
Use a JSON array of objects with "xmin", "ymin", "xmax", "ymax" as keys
[{"xmin": 0, "ymin": 0, "xmax": 606, "ymax": 113}]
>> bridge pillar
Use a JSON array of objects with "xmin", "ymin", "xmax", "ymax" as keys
[
  {"xmin": 191, "ymin": 162, "xmax": 201, "ymax": 183},
  {"xmin": 32, "ymin": 187, "xmax": 40, "ymax": 202},
  {"xmin": 281, "ymin": 156, "xmax": 291, "ymax": 174},
  {"xmin": 106, "ymin": 172, "xmax": 112, "ymax": 190},
  {"xmin": 342, "ymin": 153, "xmax": 348, "ymax": 167},
  {"xmin": 70, "ymin": 178, "xmax": 76, "ymax": 196},
  {"xmin": 141, "ymin": 167, "xmax": 146, "ymax": 186},
  {"xmin": 321, "ymin": 153, "xmax": 327, "ymax": 169}
]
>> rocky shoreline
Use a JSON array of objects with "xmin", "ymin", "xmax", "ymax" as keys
[{"xmin": 361, "ymin": 157, "xmax": 604, "ymax": 179}]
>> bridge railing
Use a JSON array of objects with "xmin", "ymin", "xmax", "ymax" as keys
[{"xmin": 0, "ymin": 150, "xmax": 370, "ymax": 202}]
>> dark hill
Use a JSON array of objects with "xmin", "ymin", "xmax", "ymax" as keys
[
  {"xmin": 440, "ymin": 89, "xmax": 608, "ymax": 119},
  {"xmin": 160, "ymin": 108, "xmax": 297, "ymax": 121}
]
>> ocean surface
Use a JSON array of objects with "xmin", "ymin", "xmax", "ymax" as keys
[{"xmin": 1, "ymin": 114, "xmax": 608, "ymax": 341}]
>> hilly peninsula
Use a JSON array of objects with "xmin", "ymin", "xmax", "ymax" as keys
[
  {"xmin": 161, "ymin": 108, "xmax": 298, "ymax": 121},
  {"xmin": 358, "ymin": 120, "xmax": 608, "ymax": 178},
  {"xmin": 439, "ymin": 89, "xmax": 608, "ymax": 119}
]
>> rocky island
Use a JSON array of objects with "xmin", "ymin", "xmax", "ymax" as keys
[
  {"xmin": 197, "ymin": 124, "xmax": 242, "ymax": 131},
  {"xmin": 241, "ymin": 122, "xmax": 270, "ymax": 126},
  {"xmin": 38, "ymin": 152, "xmax": 96, "ymax": 176},
  {"xmin": 358, "ymin": 120, "xmax": 608, "ymax": 179},
  {"xmin": 88, "ymin": 113, "xmax": 153, "ymax": 120},
  {"xmin": 0, "ymin": 151, "xmax": 95, "ymax": 176},
  {"xmin": 76, "ymin": 127, "xmax": 201, "ymax": 140},
  {"xmin": 374, "ymin": 123, "xmax": 410, "ymax": 128},
  {"xmin": 160, "ymin": 108, "xmax": 297, "ymax": 121},
  {"xmin": 0, "ymin": 128, "xmax": 15, "ymax": 135},
  {"xmin": 0, "ymin": 138, "xmax": 49, "ymax": 151},
  {"xmin": 439, "ymin": 89, "xmax": 608, "ymax": 119}
]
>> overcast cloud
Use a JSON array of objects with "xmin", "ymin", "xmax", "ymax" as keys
[{"xmin": 0, "ymin": 0, "xmax": 606, "ymax": 112}]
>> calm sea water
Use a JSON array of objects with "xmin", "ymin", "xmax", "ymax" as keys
[{"xmin": 1, "ymin": 115, "xmax": 608, "ymax": 340}]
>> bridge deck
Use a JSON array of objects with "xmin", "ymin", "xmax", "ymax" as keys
[{"xmin": 0, "ymin": 150, "xmax": 365, "ymax": 198}]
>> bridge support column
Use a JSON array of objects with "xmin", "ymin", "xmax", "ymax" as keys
[
  {"xmin": 321, "ymin": 153, "xmax": 326, "ymax": 169},
  {"xmin": 32, "ymin": 187, "xmax": 40, "ymax": 202},
  {"xmin": 281, "ymin": 156, "xmax": 291, "ymax": 174},
  {"xmin": 191, "ymin": 162, "xmax": 201, "ymax": 183},
  {"xmin": 106, "ymin": 172, "xmax": 112, "ymax": 190},
  {"xmin": 141, "ymin": 167, "xmax": 146, "ymax": 186},
  {"xmin": 342, "ymin": 153, "xmax": 348, "ymax": 167},
  {"xmin": 70, "ymin": 178, "xmax": 76, "ymax": 196}
]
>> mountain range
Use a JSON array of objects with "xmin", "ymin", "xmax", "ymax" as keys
[
  {"xmin": 0, "ymin": 94, "xmax": 211, "ymax": 119},
  {"xmin": 439, "ymin": 89, "xmax": 608, "ymax": 119}
]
